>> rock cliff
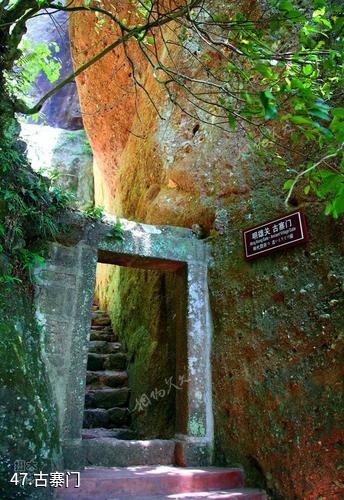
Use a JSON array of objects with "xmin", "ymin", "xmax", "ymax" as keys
[
  {"xmin": 21, "ymin": 10, "xmax": 94, "ymax": 209},
  {"xmin": 69, "ymin": 1, "xmax": 344, "ymax": 498},
  {"xmin": 25, "ymin": 10, "xmax": 82, "ymax": 130}
]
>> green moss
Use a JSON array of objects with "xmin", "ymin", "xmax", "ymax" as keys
[
  {"xmin": 103, "ymin": 266, "xmax": 177, "ymax": 439},
  {"xmin": 189, "ymin": 417, "xmax": 206, "ymax": 437},
  {"xmin": 0, "ymin": 283, "xmax": 60, "ymax": 499},
  {"xmin": 209, "ymin": 188, "xmax": 344, "ymax": 497}
]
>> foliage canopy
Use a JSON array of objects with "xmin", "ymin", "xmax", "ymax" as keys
[{"xmin": 1, "ymin": 0, "xmax": 344, "ymax": 219}]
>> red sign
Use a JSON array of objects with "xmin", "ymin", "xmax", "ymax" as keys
[{"xmin": 243, "ymin": 209, "xmax": 309, "ymax": 260}]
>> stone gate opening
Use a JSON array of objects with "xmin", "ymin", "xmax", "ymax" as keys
[
  {"xmin": 85, "ymin": 263, "xmax": 182, "ymax": 441},
  {"xmin": 34, "ymin": 214, "xmax": 213, "ymax": 469}
]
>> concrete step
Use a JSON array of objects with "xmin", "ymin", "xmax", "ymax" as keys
[
  {"xmin": 90, "ymin": 331, "xmax": 117, "ymax": 342},
  {"xmin": 85, "ymin": 388, "xmax": 130, "ymax": 409},
  {"xmin": 83, "ymin": 440, "xmax": 176, "ymax": 467},
  {"xmin": 133, "ymin": 489, "xmax": 268, "ymax": 499},
  {"xmin": 82, "ymin": 427, "xmax": 137, "ymax": 440},
  {"xmin": 83, "ymin": 407, "xmax": 130, "ymax": 428},
  {"xmin": 87, "ymin": 353, "xmax": 127, "ymax": 371},
  {"xmin": 57, "ymin": 492, "xmax": 267, "ymax": 500},
  {"xmin": 56, "ymin": 466, "xmax": 252, "ymax": 498},
  {"xmin": 86, "ymin": 370, "xmax": 128, "ymax": 388},
  {"xmin": 89, "ymin": 341, "xmax": 122, "ymax": 354},
  {"xmin": 92, "ymin": 316, "xmax": 112, "ymax": 327},
  {"xmin": 91, "ymin": 310, "xmax": 106, "ymax": 318},
  {"xmin": 91, "ymin": 325, "xmax": 113, "ymax": 331}
]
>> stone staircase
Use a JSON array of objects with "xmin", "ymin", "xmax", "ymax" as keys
[
  {"xmin": 83, "ymin": 306, "xmax": 136, "ymax": 440},
  {"xmin": 83, "ymin": 306, "xmax": 175, "ymax": 467},
  {"xmin": 56, "ymin": 466, "xmax": 268, "ymax": 499},
  {"xmin": 64, "ymin": 306, "xmax": 269, "ymax": 499}
]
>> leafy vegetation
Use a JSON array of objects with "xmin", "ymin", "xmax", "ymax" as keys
[
  {"xmin": 106, "ymin": 222, "xmax": 125, "ymax": 241},
  {"xmin": 211, "ymin": 0, "xmax": 344, "ymax": 217},
  {"xmin": 0, "ymin": 0, "xmax": 343, "ymax": 222},
  {"xmin": 0, "ymin": 141, "xmax": 72, "ymax": 283},
  {"xmin": 5, "ymin": 38, "xmax": 61, "ymax": 103},
  {"xmin": 84, "ymin": 205, "xmax": 105, "ymax": 218}
]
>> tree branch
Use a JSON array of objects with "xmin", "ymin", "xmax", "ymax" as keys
[
  {"xmin": 14, "ymin": 0, "xmax": 201, "ymax": 115},
  {"xmin": 285, "ymin": 144, "xmax": 344, "ymax": 207}
]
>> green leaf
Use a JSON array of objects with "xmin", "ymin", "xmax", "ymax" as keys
[
  {"xmin": 307, "ymin": 108, "xmax": 331, "ymax": 121},
  {"xmin": 290, "ymin": 115, "xmax": 315, "ymax": 125},
  {"xmin": 255, "ymin": 64, "xmax": 274, "ymax": 79},
  {"xmin": 227, "ymin": 113, "xmax": 236, "ymax": 129},
  {"xmin": 332, "ymin": 188, "xmax": 344, "ymax": 218},
  {"xmin": 259, "ymin": 90, "xmax": 278, "ymax": 120},
  {"xmin": 283, "ymin": 179, "xmax": 294, "ymax": 190},
  {"xmin": 316, "ymin": 170, "xmax": 343, "ymax": 198},
  {"xmin": 278, "ymin": 1, "xmax": 294, "ymax": 12},
  {"xmin": 332, "ymin": 108, "xmax": 344, "ymax": 118},
  {"xmin": 302, "ymin": 64, "xmax": 314, "ymax": 76}
]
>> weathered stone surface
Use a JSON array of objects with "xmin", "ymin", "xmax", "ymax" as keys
[
  {"xmin": 56, "ymin": 465, "xmax": 245, "ymax": 496},
  {"xmin": 91, "ymin": 316, "xmax": 112, "ymax": 327},
  {"xmin": 0, "ymin": 284, "xmax": 60, "ymax": 499},
  {"xmin": 86, "ymin": 370, "xmax": 128, "ymax": 388},
  {"xmin": 83, "ymin": 407, "xmax": 130, "ymax": 428},
  {"xmin": 90, "ymin": 325, "xmax": 114, "ymax": 332},
  {"xmin": 82, "ymin": 427, "xmax": 137, "ymax": 440},
  {"xmin": 35, "ymin": 215, "xmax": 213, "ymax": 466},
  {"xmin": 90, "ymin": 331, "xmax": 117, "ymax": 342},
  {"xmin": 77, "ymin": 490, "xmax": 266, "ymax": 500},
  {"xmin": 87, "ymin": 352, "xmax": 127, "ymax": 371},
  {"xmin": 88, "ymin": 341, "xmax": 122, "ymax": 354},
  {"xmin": 20, "ymin": 125, "xmax": 94, "ymax": 209},
  {"xmin": 129, "ymin": 490, "xmax": 267, "ymax": 500},
  {"xmin": 85, "ymin": 387, "xmax": 129, "ymax": 409},
  {"xmin": 25, "ymin": 10, "xmax": 82, "ymax": 129},
  {"xmin": 83, "ymin": 439, "xmax": 176, "ymax": 467},
  {"xmin": 105, "ymin": 353, "xmax": 127, "ymax": 371},
  {"xmin": 34, "ymin": 241, "xmax": 98, "ymax": 469}
]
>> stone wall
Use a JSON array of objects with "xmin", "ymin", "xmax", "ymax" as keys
[
  {"xmin": 21, "ymin": 125, "xmax": 94, "ymax": 210},
  {"xmin": 0, "ymin": 284, "xmax": 60, "ymax": 499},
  {"xmin": 69, "ymin": 1, "xmax": 344, "ymax": 497}
]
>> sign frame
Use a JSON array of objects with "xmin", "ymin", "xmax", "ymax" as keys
[{"xmin": 243, "ymin": 208, "xmax": 309, "ymax": 261}]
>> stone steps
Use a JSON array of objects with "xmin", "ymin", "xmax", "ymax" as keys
[
  {"xmin": 84, "ymin": 407, "xmax": 130, "ymax": 428},
  {"xmin": 90, "ymin": 331, "xmax": 117, "ymax": 342},
  {"xmin": 82, "ymin": 427, "xmax": 137, "ymax": 440},
  {"xmin": 76, "ymin": 307, "xmax": 268, "ymax": 499},
  {"xmin": 85, "ymin": 387, "xmax": 130, "ymax": 409},
  {"xmin": 83, "ymin": 439, "xmax": 176, "ymax": 467},
  {"xmin": 117, "ymin": 490, "xmax": 267, "ymax": 499},
  {"xmin": 87, "ymin": 352, "xmax": 127, "ymax": 371},
  {"xmin": 92, "ymin": 316, "xmax": 112, "ymax": 327},
  {"xmin": 56, "ymin": 466, "xmax": 268, "ymax": 499},
  {"xmin": 89, "ymin": 340, "xmax": 122, "ymax": 354},
  {"xmin": 86, "ymin": 370, "xmax": 128, "ymax": 388},
  {"xmin": 84, "ymin": 305, "xmax": 133, "ymax": 441},
  {"xmin": 90, "ymin": 324, "xmax": 114, "ymax": 332}
]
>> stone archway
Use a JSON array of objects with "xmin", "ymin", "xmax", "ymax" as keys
[{"xmin": 34, "ymin": 214, "xmax": 213, "ymax": 468}]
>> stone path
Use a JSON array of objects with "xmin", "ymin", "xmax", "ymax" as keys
[
  {"xmin": 63, "ymin": 307, "xmax": 268, "ymax": 499},
  {"xmin": 82, "ymin": 306, "xmax": 175, "ymax": 467},
  {"xmin": 83, "ymin": 306, "xmax": 136, "ymax": 440},
  {"xmin": 56, "ymin": 466, "xmax": 268, "ymax": 499}
]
